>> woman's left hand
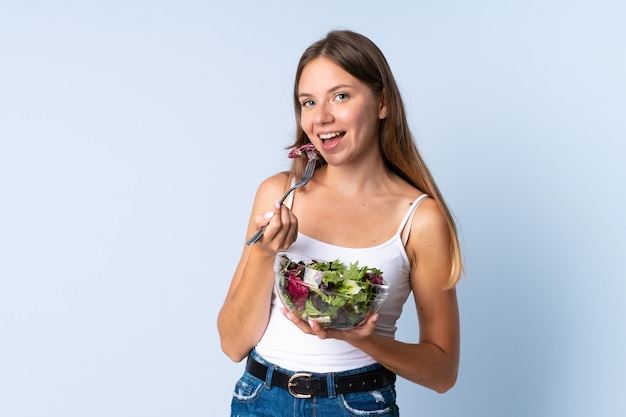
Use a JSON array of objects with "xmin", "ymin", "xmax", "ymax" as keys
[{"xmin": 280, "ymin": 308, "xmax": 378, "ymax": 343}]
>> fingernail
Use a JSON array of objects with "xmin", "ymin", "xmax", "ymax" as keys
[
  {"xmin": 275, "ymin": 200, "xmax": 282, "ymax": 209},
  {"xmin": 264, "ymin": 211, "xmax": 275, "ymax": 220},
  {"xmin": 281, "ymin": 309, "xmax": 292, "ymax": 321},
  {"xmin": 308, "ymin": 319, "xmax": 315, "ymax": 327}
]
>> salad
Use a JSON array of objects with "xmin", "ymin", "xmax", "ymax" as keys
[
  {"xmin": 288, "ymin": 143, "xmax": 321, "ymax": 162},
  {"xmin": 275, "ymin": 253, "xmax": 389, "ymax": 329}
]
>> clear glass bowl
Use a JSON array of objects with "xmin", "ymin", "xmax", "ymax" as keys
[{"xmin": 274, "ymin": 252, "xmax": 389, "ymax": 330}]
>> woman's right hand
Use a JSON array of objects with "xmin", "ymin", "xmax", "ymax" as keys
[{"xmin": 252, "ymin": 201, "xmax": 298, "ymax": 252}]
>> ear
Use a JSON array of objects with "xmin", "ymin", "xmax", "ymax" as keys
[{"xmin": 378, "ymin": 90, "xmax": 388, "ymax": 119}]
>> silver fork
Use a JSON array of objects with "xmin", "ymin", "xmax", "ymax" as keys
[{"xmin": 246, "ymin": 158, "xmax": 317, "ymax": 245}]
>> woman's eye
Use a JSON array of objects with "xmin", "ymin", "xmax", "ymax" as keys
[
  {"xmin": 301, "ymin": 100, "xmax": 315, "ymax": 107},
  {"xmin": 335, "ymin": 93, "xmax": 349, "ymax": 102}
]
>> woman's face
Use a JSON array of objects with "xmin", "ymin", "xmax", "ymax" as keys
[{"xmin": 297, "ymin": 57, "xmax": 386, "ymax": 166}]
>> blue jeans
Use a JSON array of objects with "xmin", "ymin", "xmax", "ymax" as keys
[{"xmin": 230, "ymin": 350, "xmax": 400, "ymax": 417}]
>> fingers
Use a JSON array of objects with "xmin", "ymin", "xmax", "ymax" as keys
[
  {"xmin": 280, "ymin": 308, "xmax": 378, "ymax": 343},
  {"xmin": 263, "ymin": 210, "xmax": 275, "ymax": 223},
  {"xmin": 281, "ymin": 308, "xmax": 329, "ymax": 338},
  {"xmin": 281, "ymin": 308, "xmax": 379, "ymax": 343},
  {"xmin": 357, "ymin": 313, "xmax": 379, "ymax": 335},
  {"xmin": 257, "ymin": 202, "xmax": 298, "ymax": 250},
  {"xmin": 281, "ymin": 308, "xmax": 313, "ymax": 333},
  {"xmin": 253, "ymin": 201, "xmax": 280, "ymax": 228},
  {"xmin": 307, "ymin": 319, "xmax": 331, "ymax": 339}
]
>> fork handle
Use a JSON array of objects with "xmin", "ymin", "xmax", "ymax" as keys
[
  {"xmin": 246, "ymin": 227, "xmax": 265, "ymax": 245},
  {"xmin": 277, "ymin": 185, "xmax": 296, "ymax": 206}
]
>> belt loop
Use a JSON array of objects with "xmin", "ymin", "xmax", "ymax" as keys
[
  {"xmin": 264, "ymin": 365, "xmax": 275, "ymax": 389},
  {"xmin": 326, "ymin": 372, "xmax": 337, "ymax": 398}
]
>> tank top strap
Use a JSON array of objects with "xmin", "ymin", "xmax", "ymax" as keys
[
  {"xmin": 284, "ymin": 175, "xmax": 296, "ymax": 209},
  {"xmin": 398, "ymin": 194, "xmax": 429, "ymax": 246}
]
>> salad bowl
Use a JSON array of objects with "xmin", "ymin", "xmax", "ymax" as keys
[{"xmin": 274, "ymin": 252, "xmax": 389, "ymax": 330}]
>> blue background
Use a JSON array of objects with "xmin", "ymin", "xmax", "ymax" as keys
[{"xmin": 1, "ymin": 1, "xmax": 625, "ymax": 416}]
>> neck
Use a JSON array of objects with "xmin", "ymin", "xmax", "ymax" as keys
[{"xmin": 318, "ymin": 159, "xmax": 393, "ymax": 196}]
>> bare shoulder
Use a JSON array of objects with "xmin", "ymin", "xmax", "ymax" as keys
[
  {"xmin": 405, "ymin": 196, "xmax": 452, "ymax": 265},
  {"xmin": 412, "ymin": 197, "xmax": 448, "ymax": 232},
  {"xmin": 252, "ymin": 171, "xmax": 291, "ymax": 207},
  {"xmin": 257, "ymin": 171, "xmax": 290, "ymax": 193}
]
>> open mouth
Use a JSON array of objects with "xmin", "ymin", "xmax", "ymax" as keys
[{"xmin": 319, "ymin": 131, "xmax": 345, "ymax": 143}]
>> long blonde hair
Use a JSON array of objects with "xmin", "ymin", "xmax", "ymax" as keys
[{"xmin": 290, "ymin": 30, "xmax": 463, "ymax": 287}]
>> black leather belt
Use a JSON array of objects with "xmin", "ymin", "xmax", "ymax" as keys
[{"xmin": 246, "ymin": 355, "xmax": 396, "ymax": 398}]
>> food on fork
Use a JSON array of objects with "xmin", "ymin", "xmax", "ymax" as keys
[{"xmin": 288, "ymin": 143, "xmax": 321, "ymax": 161}]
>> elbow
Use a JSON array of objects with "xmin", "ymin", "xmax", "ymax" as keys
[
  {"xmin": 434, "ymin": 381, "xmax": 455, "ymax": 394},
  {"xmin": 219, "ymin": 337, "xmax": 251, "ymax": 363},
  {"xmin": 223, "ymin": 348, "xmax": 248, "ymax": 363},
  {"xmin": 433, "ymin": 372, "xmax": 457, "ymax": 394},
  {"xmin": 223, "ymin": 349, "xmax": 248, "ymax": 363},
  {"xmin": 431, "ymin": 346, "xmax": 459, "ymax": 393},
  {"xmin": 217, "ymin": 317, "xmax": 250, "ymax": 363}
]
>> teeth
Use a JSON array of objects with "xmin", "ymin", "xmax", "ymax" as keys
[{"xmin": 319, "ymin": 132, "xmax": 342, "ymax": 140}]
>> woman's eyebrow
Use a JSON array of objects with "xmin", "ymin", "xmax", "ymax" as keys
[{"xmin": 298, "ymin": 84, "xmax": 354, "ymax": 98}]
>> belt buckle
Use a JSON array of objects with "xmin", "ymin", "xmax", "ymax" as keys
[{"xmin": 287, "ymin": 372, "xmax": 313, "ymax": 399}]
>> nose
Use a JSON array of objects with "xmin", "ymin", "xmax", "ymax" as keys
[{"xmin": 314, "ymin": 102, "xmax": 333, "ymax": 125}]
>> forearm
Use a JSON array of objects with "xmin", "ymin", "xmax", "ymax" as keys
[
  {"xmin": 353, "ymin": 334, "xmax": 458, "ymax": 393},
  {"xmin": 217, "ymin": 249, "xmax": 276, "ymax": 362}
]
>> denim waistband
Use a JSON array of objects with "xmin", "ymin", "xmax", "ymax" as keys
[{"xmin": 247, "ymin": 349, "xmax": 395, "ymax": 399}]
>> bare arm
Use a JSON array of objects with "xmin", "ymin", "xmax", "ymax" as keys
[
  {"xmin": 360, "ymin": 199, "xmax": 459, "ymax": 391},
  {"xmin": 217, "ymin": 173, "xmax": 298, "ymax": 362}
]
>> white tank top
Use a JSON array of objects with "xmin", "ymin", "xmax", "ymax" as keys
[{"xmin": 255, "ymin": 193, "xmax": 429, "ymax": 373}]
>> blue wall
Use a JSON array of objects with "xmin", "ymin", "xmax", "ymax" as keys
[{"xmin": 1, "ymin": 1, "xmax": 624, "ymax": 416}]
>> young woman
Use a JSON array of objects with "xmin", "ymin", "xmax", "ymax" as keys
[{"xmin": 218, "ymin": 30, "xmax": 462, "ymax": 416}]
